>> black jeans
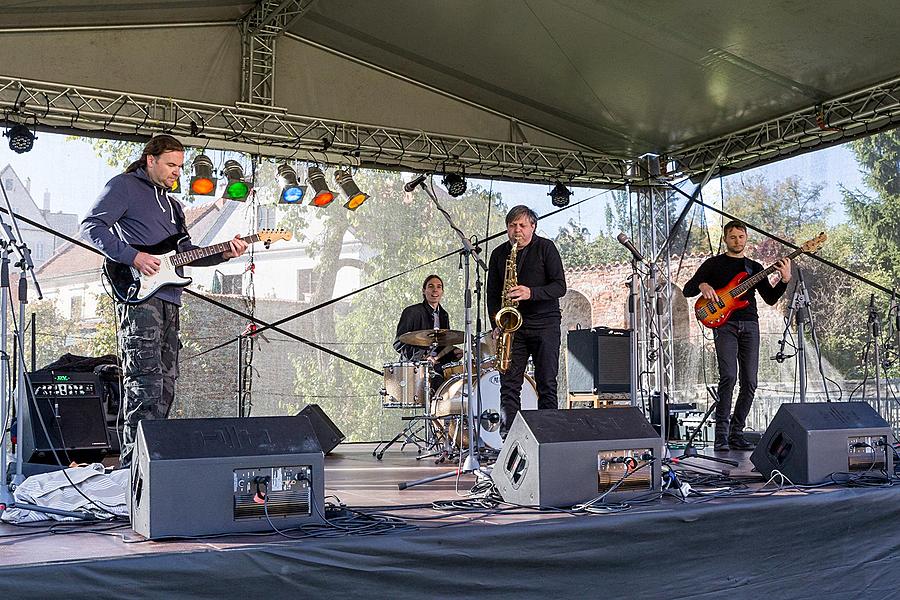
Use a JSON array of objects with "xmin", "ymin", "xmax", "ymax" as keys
[
  {"xmin": 713, "ymin": 320, "xmax": 759, "ymax": 440},
  {"xmin": 499, "ymin": 324, "xmax": 560, "ymax": 430}
]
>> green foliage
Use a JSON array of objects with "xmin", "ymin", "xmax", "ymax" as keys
[
  {"xmin": 555, "ymin": 218, "xmax": 628, "ymax": 267},
  {"xmin": 289, "ymin": 171, "xmax": 508, "ymax": 440},
  {"xmin": 843, "ymin": 130, "xmax": 900, "ymax": 282}
]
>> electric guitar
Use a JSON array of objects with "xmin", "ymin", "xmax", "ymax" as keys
[
  {"xmin": 694, "ymin": 232, "xmax": 827, "ymax": 329},
  {"xmin": 103, "ymin": 229, "xmax": 292, "ymax": 305}
]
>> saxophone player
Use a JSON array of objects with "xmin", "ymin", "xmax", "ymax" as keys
[{"xmin": 487, "ymin": 205, "xmax": 567, "ymax": 437}]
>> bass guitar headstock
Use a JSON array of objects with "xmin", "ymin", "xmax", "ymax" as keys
[{"xmin": 800, "ymin": 231, "xmax": 827, "ymax": 254}]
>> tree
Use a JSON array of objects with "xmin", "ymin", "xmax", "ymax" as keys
[{"xmin": 288, "ymin": 171, "xmax": 508, "ymax": 440}]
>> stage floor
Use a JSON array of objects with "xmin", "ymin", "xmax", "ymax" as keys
[{"xmin": 2, "ymin": 442, "xmax": 900, "ymax": 599}]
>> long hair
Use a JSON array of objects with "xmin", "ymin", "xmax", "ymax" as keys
[
  {"xmin": 125, "ymin": 134, "xmax": 184, "ymax": 173},
  {"xmin": 421, "ymin": 274, "xmax": 443, "ymax": 301}
]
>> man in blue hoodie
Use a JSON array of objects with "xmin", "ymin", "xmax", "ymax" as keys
[{"xmin": 81, "ymin": 135, "xmax": 248, "ymax": 467}]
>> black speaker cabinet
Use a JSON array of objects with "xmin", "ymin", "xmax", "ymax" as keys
[
  {"xmin": 297, "ymin": 404, "xmax": 345, "ymax": 455},
  {"xmin": 22, "ymin": 372, "xmax": 111, "ymax": 464},
  {"xmin": 750, "ymin": 402, "xmax": 893, "ymax": 485},
  {"xmin": 492, "ymin": 408, "xmax": 662, "ymax": 507},
  {"xmin": 566, "ymin": 328, "xmax": 631, "ymax": 394},
  {"xmin": 131, "ymin": 416, "xmax": 325, "ymax": 539}
]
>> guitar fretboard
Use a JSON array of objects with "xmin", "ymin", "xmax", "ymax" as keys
[
  {"xmin": 727, "ymin": 248, "xmax": 803, "ymax": 299},
  {"xmin": 170, "ymin": 234, "xmax": 261, "ymax": 267}
]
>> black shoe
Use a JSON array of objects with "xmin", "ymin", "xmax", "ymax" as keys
[
  {"xmin": 728, "ymin": 435, "xmax": 755, "ymax": 450},
  {"xmin": 713, "ymin": 440, "xmax": 730, "ymax": 451}
]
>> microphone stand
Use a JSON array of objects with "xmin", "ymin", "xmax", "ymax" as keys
[
  {"xmin": 867, "ymin": 294, "xmax": 884, "ymax": 416},
  {"xmin": 399, "ymin": 176, "xmax": 487, "ymax": 489},
  {"xmin": 0, "ymin": 179, "xmax": 88, "ymax": 520}
]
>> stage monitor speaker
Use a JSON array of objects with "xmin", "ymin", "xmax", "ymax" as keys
[
  {"xmin": 131, "ymin": 416, "xmax": 325, "ymax": 539},
  {"xmin": 22, "ymin": 371, "xmax": 111, "ymax": 464},
  {"xmin": 297, "ymin": 404, "xmax": 345, "ymax": 455},
  {"xmin": 566, "ymin": 328, "xmax": 631, "ymax": 395},
  {"xmin": 750, "ymin": 402, "xmax": 893, "ymax": 485},
  {"xmin": 492, "ymin": 408, "xmax": 662, "ymax": 507}
]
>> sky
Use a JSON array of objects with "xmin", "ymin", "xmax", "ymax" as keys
[{"xmin": 0, "ymin": 131, "xmax": 872, "ymax": 238}]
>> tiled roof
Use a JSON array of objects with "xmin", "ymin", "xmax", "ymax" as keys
[{"xmin": 36, "ymin": 198, "xmax": 228, "ymax": 279}]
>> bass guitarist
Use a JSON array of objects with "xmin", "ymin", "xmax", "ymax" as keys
[
  {"xmin": 683, "ymin": 220, "xmax": 790, "ymax": 451},
  {"xmin": 81, "ymin": 135, "xmax": 248, "ymax": 468}
]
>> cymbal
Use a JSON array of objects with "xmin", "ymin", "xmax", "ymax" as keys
[{"xmin": 397, "ymin": 328, "xmax": 465, "ymax": 347}]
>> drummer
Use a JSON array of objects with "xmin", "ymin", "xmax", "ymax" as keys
[{"xmin": 394, "ymin": 274, "xmax": 463, "ymax": 389}]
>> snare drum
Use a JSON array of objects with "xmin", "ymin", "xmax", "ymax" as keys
[
  {"xmin": 381, "ymin": 361, "xmax": 430, "ymax": 408},
  {"xmin": 432, "ymin": 368, "xmax": 537, "ymax": 449},
  {"xmin": 441, "ymin": 358, "xmax": 495, "ymax": 379}
]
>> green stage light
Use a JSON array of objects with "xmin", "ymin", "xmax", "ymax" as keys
[{"xmin": 222, "ymin": 159, "xmax": 252, "ymax": 201}]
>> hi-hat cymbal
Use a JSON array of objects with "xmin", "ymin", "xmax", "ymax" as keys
[{"xmin": 397, "ymin": 328, "xmax": 465, "ymax": 347}]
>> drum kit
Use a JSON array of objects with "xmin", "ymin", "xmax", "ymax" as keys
[{"xmin": 375, "ymin": 327, "xmax": 537, "ymax": 461}]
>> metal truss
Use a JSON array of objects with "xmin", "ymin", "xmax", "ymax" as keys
[
  {"xmin": 241, "ymin": 0, "xmax": 317, "ymax": 105},
  {"xmin": 632, "ymin": 160, "xmax": 677, "ymax": 423},
  {"xmin": 673, "ymin": 74, "xmax": 900, "ymax": 176},
  {"xmin": 0, "ymin": 75, "xmax": 634, "ymax": 185}
]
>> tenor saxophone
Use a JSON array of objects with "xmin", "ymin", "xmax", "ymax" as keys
[{"xmin": 495, "ymin": 240, "xmax": 523, "ymax": 373}]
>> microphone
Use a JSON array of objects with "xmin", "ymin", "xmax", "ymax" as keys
[
  {"xmin": 404, "ymin": 173, "xmax": 427, "ymax": 193},
  {"xmin": 616, "ymin": 233, "xmax": 645, "ymax": 262}
]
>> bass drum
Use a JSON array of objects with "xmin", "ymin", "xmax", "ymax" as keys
[{"xmin": 432, "ymin": 369, "xmax": 538, "ymax": 449}]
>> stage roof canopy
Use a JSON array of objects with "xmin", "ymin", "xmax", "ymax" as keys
[{"xmin": 1, "ymin": 0, "xmax": 899, "ymax": 184}]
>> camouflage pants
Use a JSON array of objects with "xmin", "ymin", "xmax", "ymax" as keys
[{"xmin": 116, "ymin": 297, "xmax": 180, "ymax": 467}]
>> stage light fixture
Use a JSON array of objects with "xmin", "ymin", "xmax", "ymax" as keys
[
  {"xmin": 307, "ymin": 166, "xmax": 335, "ymax": 207},
  {"xmin": 190, "ymin": 154, "xmax": 217, "ymax": 196},
  {"xmin": 549, "ymin": 182, "xmax": 572, "ymax": 207},
  {"xmin": 5, "ymin": 123, "xmax": 35, "ymax": 154},
  {"xmin": 442, "ymin": 172, "xmax": 467, "ymax": 197},
  {"xmin": 334, "ymin": 169, "xmax": 369, "ymax": 211},
  {"xmin": 222, "ymin": 159, "xmax": 252, "ymax": 201},
  {"xmin": 277, "ymin": 163, "xmax": 304, "ymax": 204}
]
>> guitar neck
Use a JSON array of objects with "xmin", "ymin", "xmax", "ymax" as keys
[
  {"xmin": 170, "ymin": 234, "xmax": 260, "ymax": 267},
  {"xmin": 728, "ymin": 248, "xmax": 802, "ymax": 298}
]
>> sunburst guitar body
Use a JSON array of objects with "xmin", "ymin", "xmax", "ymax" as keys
[{"xmin": 694, "ymin": 232, "xmax": 827, "ymax": 329}]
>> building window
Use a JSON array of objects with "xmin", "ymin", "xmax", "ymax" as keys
[
  {"xmin": 3, "ymin": 179, "xmax": 12, "ymax": 192},
  {"xmin": 70, "ymin": 296, "xmax": 83, "ymax": 320},
  {"xmin": 297, "ymin": 268, "xmax": 321, "ymax": 301},
  {"xmin": 257, "ymin": 205, "xmax": 278, "ymax": 230},
  {"xmin": 34, "ymin": 242, "xmax": 44, "ymax": 260}
]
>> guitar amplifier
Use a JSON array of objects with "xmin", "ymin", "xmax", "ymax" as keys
[
  {"xmin": 566, "ymin": 327, "xmax": 631, "ymax": 394},
  {"xmin": 22, "ymin": 371, "xmax": 112, "ymax": 464}
]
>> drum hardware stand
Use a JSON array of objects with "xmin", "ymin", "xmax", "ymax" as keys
[
  {"xmin": 373, "ymin": 362, "xmax": 436, "ymax": 460},
  {"xmin": 773, "ymin": 268, "xmax": 829, "ymax": 403},
  {"xmin": 399, "ymin": 175, "xmax": 488, "ymax": 489}
]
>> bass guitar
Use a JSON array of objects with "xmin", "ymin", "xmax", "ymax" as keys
[
  {"xmin": 104, "ymin": 229, "xmax": 292, "ymax": 305},
  {"xmin": 694, "ymin": 232, "xmax": 827, "ymax": 328}
]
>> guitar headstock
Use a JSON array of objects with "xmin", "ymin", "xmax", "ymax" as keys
[
  {"xmin": 258, "ymin": 229, "xmax": 293, "ymax": 249},
  {"xmin": 800, "ymin": 232, "xmax": 827, "ymax": 254}
]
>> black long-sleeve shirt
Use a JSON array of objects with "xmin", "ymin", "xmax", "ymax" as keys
[
  {"xmin": 393, "ymin": 301, "xmax": 452, "ymax": 362},
  {"xmin": 682, "ymin": 254, "xmax": 787, "ymax": 322},
  {"xmin": 487, "ymin": 235, "xmax": 567, "ymax": 329}
]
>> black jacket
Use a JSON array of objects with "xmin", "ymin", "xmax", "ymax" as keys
[
  {"xmin": 487, "ymin": 235, "xmax": 566, "ymax": 329},
  {"xmin": 393, "ymin": 301, "xmax": 452, "ymax": 362}
]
